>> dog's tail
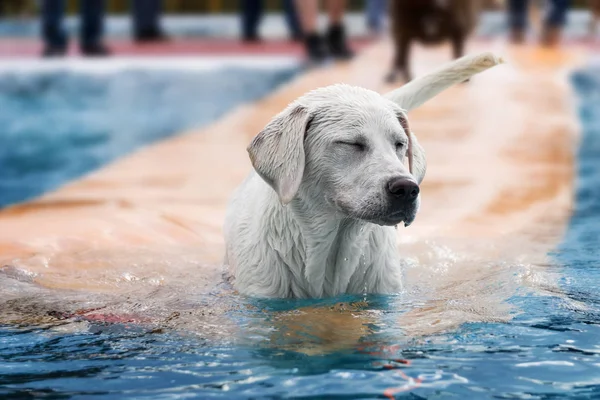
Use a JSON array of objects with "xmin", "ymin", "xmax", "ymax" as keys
[{"xmin": 385, "ymin": 52, "xmax": 504, "ymax": 111}]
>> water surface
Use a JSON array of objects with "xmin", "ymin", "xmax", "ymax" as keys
[{"xmin": 1, "ymin": 64, "xmax": 600, "ymax": 399}]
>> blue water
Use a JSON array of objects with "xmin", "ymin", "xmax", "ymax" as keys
[
  {"xmin": 0, "ymin": 66, "xmax": 298, "ymax": 207},
  {"xmin": 1, "ymin": 65, "xmax": 600, "ymax": 399}
]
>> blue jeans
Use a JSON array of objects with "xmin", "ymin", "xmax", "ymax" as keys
[
  {"xmin": 366, "ymin": 0, "xmax": 387, "ymax": 32},
  {"xmin": 42, "ymin": 0, "xmax": 105, "ymax": 49},
  {"xmin": 241, "ymin": 0, "xmax": 302, "ymax": 40},
  {"xmin": 508, "ymin": 0, "xmax": 570, "ymax": 29},
  {"xmin": 132, "ymin": 0, "xmax": 161, "ymax": 35}
]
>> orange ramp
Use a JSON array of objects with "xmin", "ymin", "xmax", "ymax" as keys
[{"xmin": 0, "ymin": 40, "xmax": 586, "ymax": 336}]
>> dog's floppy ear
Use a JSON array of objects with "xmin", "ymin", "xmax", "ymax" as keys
[
  {"xmin": 247, "ymin": 103, "xmax": 311, "ymax": 204},
  {"xmin": 398, "ymin": 112, "xmax": 427, "ymax": 184},
  {"xmin": 408, "ymin": 131, "xmax": 426, "ymax": 184}
]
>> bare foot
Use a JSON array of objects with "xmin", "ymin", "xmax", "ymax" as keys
[{"xmin": 540, "ymin": 26, "xmax": 562, "ymax": 47}]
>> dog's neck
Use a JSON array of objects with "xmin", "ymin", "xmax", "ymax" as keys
[{"xmin": 287, "ymin": 196, "xmax": 373, "ymax": 298}]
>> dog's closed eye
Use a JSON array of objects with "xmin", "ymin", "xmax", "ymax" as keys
[{"xmin": 336, "ymin": 141, "xmax": 366, "ymax": 152}]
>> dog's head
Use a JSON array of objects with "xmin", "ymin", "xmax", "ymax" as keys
[{"xmin": 247, "ymin": 84, "xmax": 426, "ymax": 227}]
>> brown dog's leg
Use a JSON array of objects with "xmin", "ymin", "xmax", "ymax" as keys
[
  {"xmin": 452, "ymin": 34, "xmax": 470, "ymax": 83},
  {"xmin": 452, "ymin": 34, "xmax": 465, "ymax": 59},
  {"xmin": 591, "ymin": 12, "xmax": 600, "ymax": 36},
  {"xmin": 386, "ymin": 35, "xmax": 412, "ymax": 83}
]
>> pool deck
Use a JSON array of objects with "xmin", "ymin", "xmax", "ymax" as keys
[
  {"xmin": 0, "ymin": 38, "xmax": 588, "ymax": 333},
  {"xmin": 0, "ymin": 37, "xmax": 375, "ymax": 58},
  {"xmin": 0, "ymin": 36, "xmax": 598, "ymax": 59}
]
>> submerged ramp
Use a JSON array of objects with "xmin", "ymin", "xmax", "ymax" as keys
[{"xmin": 0, "ymin": 41, "xmax": 585, "ymax": 310}]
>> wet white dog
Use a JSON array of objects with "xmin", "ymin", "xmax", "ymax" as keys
[{"xmin": 224, "ymin": 52, "xmax": 502, "ymax": 299}]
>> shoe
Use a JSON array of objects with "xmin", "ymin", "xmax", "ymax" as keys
[
  {"xmin": 303, "ymin": 33, "xmax": 329, "ymax": 64},
  {"xmin": 242, "ymin": 33, "xmax": 262, "ymax": 43},
  {"xmin": 135, "ymin": 28, "xmax": 169, "ymax": 43},
  {"xmin": 509, "ymin": 27, "xmax": 526, "ymax": 44},
  {"xmin": 42, "ymin": 46, "xmax": 66, "ymax": 58},
  {"xmin": 81, "ymin": 43, "xmax": 110, "ymax": 57},
  {"xmin": 326, "ymin": 24, "xmax": 354, "ymax": 60}
]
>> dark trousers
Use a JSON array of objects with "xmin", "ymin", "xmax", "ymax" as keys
[
  {"xmin": 508, "ymin": 0, "xmax": 570, "ymax": 29},
  {"xmin": 42, "ymin": 0, "xmax": 105, "ymax": 49},
  {"xmin": 366, "ymin": 0, "xmax": 386, "ymax": 32},
  {"xmin": 132, "ymin": 0, "xmax": 162, "ymax": 35},
  {"xmin": 241, "ymin": 0, "xmax": 302, "ymax": 40}
]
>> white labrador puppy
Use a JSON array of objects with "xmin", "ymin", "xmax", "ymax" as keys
[{"xmin": 225, "ymin": 52, "xmax": 503, "ymax": 299}]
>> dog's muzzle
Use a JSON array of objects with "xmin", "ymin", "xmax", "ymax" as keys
[
  {"xmin": 387, "ymin": 177, "xmax": 420, "ymax": 200},
  {"xmin": 386, "ymin": 176, "xmax": 420, "ymax": 226}
]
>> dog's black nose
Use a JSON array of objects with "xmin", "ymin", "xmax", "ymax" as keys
[{"xmin": 387, "ymin": 177, "xmax": 419, "ymax": 200}]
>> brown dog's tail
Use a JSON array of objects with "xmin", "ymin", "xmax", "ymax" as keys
[{"xmin": 384, "ymin": 51, "xmax": 504, "ymax": 111}]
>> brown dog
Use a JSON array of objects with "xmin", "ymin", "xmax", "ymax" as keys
[
  {"xmin": 590, "ymin": 0, "xmax": 600, "ymax": 35},
  {"xmin": 387, "ymin": 0, "xmax": 481, "ymax": 83}
]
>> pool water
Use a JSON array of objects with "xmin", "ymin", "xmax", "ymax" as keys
[
  {"xmin": 1, "ymin": 64, "xmax": 600, "ymax": 399},
  {"xmin": 0, "ymin": 61, "xmax": 299, "ymax": 207}
]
